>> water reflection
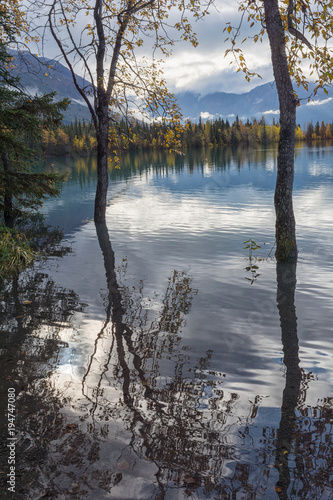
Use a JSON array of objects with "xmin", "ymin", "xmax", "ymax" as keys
[
  {"xmin": 0, "ymin": 270, "xmax": 85, "ymax": 497},
  {"xmin": 50, "ymin": 146, "xmax": 277, "ymax": 186},
  {"xmin": 43, "ymin": 145, "xmax": 332, "ymax": 245},
  {"xmin": 58, "ymin": 222, "xmax": 329, "ymax": 498},
  {"xmin": 46, "ymin": 144, "xmax": 332, "ymax": 192},
  {"xmin": 1, "ymin": 146, "xmax": 332, "ymax": 499},
  {"xmin": 274, "ymin": 262, "xmax": 332, "ymax": 499},
  {"xmin": 275, "ymin": 261, "xmax": 302, "ymax": 498},
  {"xmin": 92, "ymin": 221, "xmax": 260, "ymax": 498},
  {"xmin": 0, "ymin": 222, "xmax": 332, "ymax": 498}
]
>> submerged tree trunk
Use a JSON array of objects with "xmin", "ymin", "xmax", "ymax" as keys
[
  {"xmin": 2, "ymin": 151, "xmax": 14, "ymax": 228},
  {"xmin": 263, "ymin": 0, "xmax": 298, "ymax": 261}
]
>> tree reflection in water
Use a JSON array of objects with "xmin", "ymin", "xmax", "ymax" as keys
[
  {"xmin": 275, "ymin": 261, "xmax": 302, "ymax": 498},
  {"xmin": 275, "ymin": 262, "xmax": 332, "ymax": 500},
  {"xmin": 0, "ymin": 222, "xmax": 332, "ymax": 499},
  {"xmin": 0, "ymin": 270, "xmax": 85, "ymax": 497},
  {"xmin": 92, "ymin": 221, "xmax": 239, "ymax": 498}
]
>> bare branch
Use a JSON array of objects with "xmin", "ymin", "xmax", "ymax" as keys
[{"xmin": 48, "ymin": 0, "xmax": 97, "ymax": 129}]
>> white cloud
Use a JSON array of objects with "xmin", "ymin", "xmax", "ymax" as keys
[
  {"xmin": 71, "ymin": 98, "xmax": 87, "ymax": 107},
  {"xmin": 306, "ymin": 97, "xmax": 333, "ymax": 106},
  {"xmin": 162, "ymin": 44, "xmax": 273, "ymax": 95},
  {"xmin": 263, "ymin": 109, "xmax": 279, "ymax": 115},
  {"xmin": 159, "ymin": 5, "xmax": 273, "ymax": 95},
  {"xmin": 200, "ymin": 111, "xmax": 214, "ymax": 120}
]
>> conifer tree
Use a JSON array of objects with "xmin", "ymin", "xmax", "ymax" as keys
[{"xmin": 0, "ymin": 6, "xmax": 69, "ymax": 227}]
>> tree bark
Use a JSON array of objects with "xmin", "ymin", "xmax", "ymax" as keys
[
  {"xmin": 263, "ymin": 0, "xmax": 298, "ymax": 261},
  {"xmin": 94, "ymin": 109, "xmax": 110, "ymax": 223}
]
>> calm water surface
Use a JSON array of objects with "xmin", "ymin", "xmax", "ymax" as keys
[{"xmin": 0, "ymin": 145, "xmax": 332, "ymax": 499}]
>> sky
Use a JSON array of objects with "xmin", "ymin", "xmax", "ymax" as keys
[
  {"xmin": 26, "ymin": 0, "xmax": 333, "ymax": 100},
  {"xmin": 161, "ymin": 1, "xmax": 333, "ymax": 98},
  {"xmin": 159, "ymin": 2, "xmax": 274, "ymax": 96},
  {"xmin": 36, "ymin": 0, "xmax": 274, "ymax": 97}
]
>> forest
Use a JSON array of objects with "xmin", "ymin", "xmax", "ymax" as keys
[{"xmin": 41, "ymin": 116, "xmax": 333, "ymax": 157}]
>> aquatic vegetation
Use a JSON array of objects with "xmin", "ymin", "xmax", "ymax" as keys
[{"xmin": 0, "ymin": 224, "xmax": 36, "ymax": 276}]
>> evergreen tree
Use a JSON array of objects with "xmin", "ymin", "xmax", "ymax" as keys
[
  {"xmin": 305, "ymin": 122, "xmax": 314, "ymax": 142},
  {"xmin": 0, "ymin": 9, "xmax": 69, "ymax": 226}
]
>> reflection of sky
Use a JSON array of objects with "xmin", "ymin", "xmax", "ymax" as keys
[
  {"xmin": 42, "ymin": 145, "xmax": 332, "ymax": 235},
  {"xmin": 41, "ymin": 145, "xmax": 333, "ymax": 414}
]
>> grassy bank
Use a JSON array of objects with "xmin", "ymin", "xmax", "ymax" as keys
[{"xmin": 0, "ymin": 224, "xmax": 36, "ymax": 277}]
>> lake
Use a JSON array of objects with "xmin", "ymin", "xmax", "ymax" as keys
[{"xmin": 0, "ymin": 145, "xmax": 332, "ymax": 499}]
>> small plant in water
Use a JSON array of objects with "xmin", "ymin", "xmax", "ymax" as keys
[{"xmin": 243, "ymin": 239, "xmax": 261, "ymax": 285}]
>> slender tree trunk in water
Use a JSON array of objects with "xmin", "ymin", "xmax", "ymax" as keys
[
  {"xmin": 94, "ymin": 107, "xmax": 109, "ymax": 223},
  {"xmin": 263, "ymin": 0, "xmax": 298, "ymax": 261},
  {"xmin": 2, "ymin": 151, "xmax": 14, "ymax": 228}
]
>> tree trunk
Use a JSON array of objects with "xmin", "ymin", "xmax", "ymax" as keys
[
  {"xmin": 2, "ymin": 151, "xmax": 14, "ymax": 228},
  {"xmin": 263, "ymin": 0, "xmax": 298, "ymax": 261},
  {"xmin": 94, "ymin": 106, "xmax": 109, "ymax": 223}
]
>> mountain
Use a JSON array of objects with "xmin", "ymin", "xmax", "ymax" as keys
[
  {"xmin": 8, "ymin": 50, "xmax": 92, "ymax": 123},
  {"xmin": 7, "ymin": 51, "xmax": 333, "ymax": 126},
  {"xmin": 176, "ymin": 82, "xmax": 333, "ymax": 126},
  {"xmin": 176, "ymin": 83, "xmax": 278, "ymax": 121}
]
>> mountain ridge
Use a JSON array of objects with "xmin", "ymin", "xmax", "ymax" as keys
[
  {"xmin": 8, "ymin": 50, "xmax": 92, "ymax": 123},
  {"xmin": 176, "ymin": 81, "xmax": 333, "ymax": 126},
  {"xmin": 7, "ymin": 51, "xmax": 333, "ymax": 125}
]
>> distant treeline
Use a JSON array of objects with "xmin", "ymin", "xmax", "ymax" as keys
[{"xmin": 40, "ymin": 117, "xmax": 333, "ymax": 156}]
